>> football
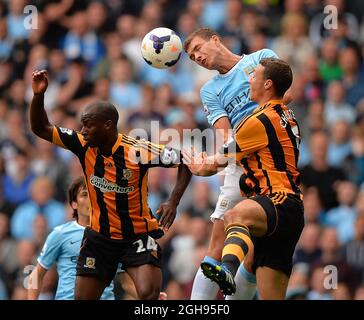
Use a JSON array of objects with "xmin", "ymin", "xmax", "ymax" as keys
[{"xmin": 141, "ymin": 27, "xmax": 182, "ymax": 69}]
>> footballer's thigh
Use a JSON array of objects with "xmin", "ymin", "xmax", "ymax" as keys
[
  {"xmin": 123, "ymin": 232, "xmax": 163, "ymax": 300},
  {"xmin": 127, "ymin": 264, "xmax": 162, "ymax": 300},
  {"xmin": 255, "ymin": 266, "xmax": 289, "ymax": 300},
  {"xmin": 75, "ymin": 228, "xmax": 120, "ymax": 299},
  {"xmin": 74, "ymin": 275, "xmax": 109, "ymax": 300},
  {"xmin": 224, "ymin": 198, "xmax": 269, "ymax": 237}
]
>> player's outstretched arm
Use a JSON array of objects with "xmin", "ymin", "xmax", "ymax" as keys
[
  {"xmin": 29, "ymin": 70, "xmax": 53, "ymax": 142},
  {"xmin": 157, "ymin": 164, "xmax": 192, "ymax": 230},
  {"xmin": 182, "ymin": 149, "xmax": 228, "ymax": 176}
]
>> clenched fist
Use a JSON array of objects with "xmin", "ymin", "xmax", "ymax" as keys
[{"xmin": 32, "ymin": 70, "xmax": 48, "ymax": 95}]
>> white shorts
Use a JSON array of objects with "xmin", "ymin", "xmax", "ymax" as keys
[{"xmin": 210, "ymin": 163, "xmax": 245, "ymax": 222}]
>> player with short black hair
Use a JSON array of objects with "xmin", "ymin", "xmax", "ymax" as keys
[{"xmin": 29, "ymin": 70, "xmax": 192, "ymax": 300}]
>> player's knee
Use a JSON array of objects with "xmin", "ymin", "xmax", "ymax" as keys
[
  {"xmin": 225, "ymin": 206, "xmax": 254, "ymax": 227},
  {"xmin": 225, "ymin": 207, "xmax": 244, "ymax": 224},
  {"xmin": 74, "ymin": 288, "xmax": 87, "ymax": 300}
]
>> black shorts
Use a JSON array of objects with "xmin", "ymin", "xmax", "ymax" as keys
[
  {"xmin": 250, "ymin": 192, "xmax": 305, "ymax": 277},
  {"xmin": 76, "ymin": 227, "xmax": 162, "ymax": 285}
]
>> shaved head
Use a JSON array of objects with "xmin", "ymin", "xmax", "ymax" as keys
[{"xmin": 82, "ymin": 101, "xmax": 119, "ymax": 126}]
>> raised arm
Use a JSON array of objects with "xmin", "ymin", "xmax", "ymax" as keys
[
  {"xmin": 29, "ymin": 70, "xmax": 53, "ymax": 142},
  {"xmin": 157, "ymin": 163, "xmax": 192, "ymax": 230}
]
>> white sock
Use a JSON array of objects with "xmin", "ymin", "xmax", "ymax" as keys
[
  {"xmin": 190, "ymin": 260, "xmax": 220, "ymax": 300},
  {"xmin": 226, "ymin": 264, "xmax": 257, "ymax": 300}
]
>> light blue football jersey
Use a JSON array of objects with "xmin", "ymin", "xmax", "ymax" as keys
[
  {"xmin": 38, "ymin": 221, "xmax": 115, "ymax": 300},
  {"xmin": 200, "ymin": 49, "xmax": 278, "ymax": 128}
]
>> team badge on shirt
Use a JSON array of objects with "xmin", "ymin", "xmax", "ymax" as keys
[
  {"xmin": 122, "ymin": 169, "xmax": 132, "ymax": 180},
  {"xmin": 84, "ymin": 257, "xmax": 96, "ymax": 269},
  {"xmin": 244, "ymin": 65, "xmax": 255, "ymax": 77}
]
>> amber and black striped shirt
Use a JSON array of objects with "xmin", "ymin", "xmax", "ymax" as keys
[
  {"xmin": 223, "ymin": 100, "xmax": 301, "ymax": 197},
  {"xmin": 52, "ymin": 127, "xmax": 179, "ymax": 240}
]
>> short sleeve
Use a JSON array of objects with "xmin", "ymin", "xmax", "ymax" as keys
[
  {"xmin": 258, "ymin": 48, "xmax": 279, "ymax": 60},
  {"xmin": 131, "ymin": 139, "xmax": 181, "ymax": 168},
  {"xmin": 221, "ymin": 117, "xmax": 268, "ymax": 161},
  {"xmin": 52, "ymin": 126, "xmax": 87, "ymax": 157},
  {"xmin": 200, "ymin": 87, "xmax": 227, "ymax": 126},
  {"xmin": 37, "ymin": 228, "xmax": 62, "ymax": 270}
]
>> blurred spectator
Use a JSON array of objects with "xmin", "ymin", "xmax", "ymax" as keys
[
  {"xmin": 8, "ymin": 240, "xmax": 36, "ymax": 298},
  {"xmin": 238, "ymin": 8, "xmax": 264, "ymax": 54},
  {"xmin": 109, "ymin": 57, "xmax": 141, "ymax": 110},
  {"xmin": 164, "ymin": 279, "xmax": 187, "ymax": 300},
  {"xmin": 309, "ymin": 0, "xmax": 359, "ymax": 47},
  {"xmin": 0, "ymin": 212, "xmax": 18, "ymax": 278},
  {"xmin": 307, "ymin": 265, "xmax": 333, "ymax": 300},
  {"xmin": 302, "ymin": 55, "xmax": 323, "ymax": 103},
  {"xmin": 301, "ymin": 130, "xmax": 346, "ymax": 210},
  {"xmin": 127, "ymin": 84, "xmax": 165, "ymax": 138},
  {"xmin": 6, "ymin": 0, "xmax": 30, "ymax": 41},
  {"xmin": 168, "ymin": 217, "xmax": 208, "ymax": 285},
  {"xmin": 303, "ymin": 187, "xmax": 324, "ymax": 224},
  {"xmin": 294, "ymin": 222, "xmax": 322, "ymax": 265},
  {"xmin": 332, "ymin": 282, "xmax": 352, "ymax": 300},
  {"xmin": 327, "ymin": 120, "xmax": 352, "ymax": 168},
  {"xmin": 312, "ymin": 227, "xmax": 360, "ymax": 291},
  {"xmin": 344, "ymin": 213, "xmax": 364, "ymax": 282},
  {"xmin": 216, "ymin": 0, "xmax": 242, "ymax": 54},
  {"xmin": 0, "ymin": 18, "xmax": 12, "ymax": 61},
  {"xmin": 94, "ymin": 31, "xmax": 122, "ymax": 80},
  {"xmin": 86, "ymin": 1, "xmax": 110, "ymax": 36},
  {"xmin": 7, "ymin": 79, "xmax": 27, "ymax": 112},
  {"xmin": 354, "ymin": 285, "xmax": 364, "ymax": 300},
  {"xmin": 31, "ymin": 214, "xmax": 48, "ymax": 255},
  {"xmin": 61, "ymin": 10, "xmax": 105, "ymax": 70},
  {"xmin": 200, "ymin": 0, "xmax": 226, "ymax": 31},
  {"xmin": 342, "ymin": 126, "xmax": 364, "ymax": 186},
  {"xmin": 1, "ymin": 109, "xmax": 33, "ymax": 157},
  {"xmin": 184, "ymin": 180, "xmax": 215, "ymax": 219},
  {"xmin": 272, "ymin": 13, "xmax": 315, "ymax": 73},
  {"xmin": 57, "ymin": 57, "xmax": 93, "ymax": 111},
  {"xmin": 10, "ymin": 176, "xmax": 65, "ymax": 240},
  {"xmin": 324, "ymin": 82, "xmax": 355, "ymax": 127},
  {"xmin": 177, "ymin": 11, "xmax": 199, "ymax": 42},
  {"xmin": 339, "ymin": 47, "xmax": 364, "ymax": 107},
  {"xmin": 147, "ymin": 168, "xmax": 169, "ymax": 215},
  {"xmin": 286, "ymin": 263, "xmax": 309, "ymax": 300},
  {"xmin": 30, "ymin": 138, "xmax": 70, "ymax": 202},
  {"xmin": 324, "ymin": 181, "xmax": 357, "ymax": 244},
  {"xmin": 319, "ymin": 37, "xmax": 343, "ymax": 83},
  {"xmin": 1, "ymin": 149, "xmax": 35, "ymax": 206}
]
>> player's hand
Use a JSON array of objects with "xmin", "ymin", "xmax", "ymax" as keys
[
  {"xmin": 182, "ymin": 148, "xmax": 208, "ymax": 175},
  {"xmin": 32, "ymin": 70, "xmax": 48, "ymax": 95},
  {"xmin": 156, "ymin": 200, "xmax": 177, "ymax": 231}
]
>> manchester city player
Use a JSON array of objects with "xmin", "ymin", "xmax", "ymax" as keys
[
  {"xmin": 184, "ymin": 28, "xmax": 291, "ymax": 300},
  {"xmin": 27, "ymin": 177, "xmax": 131, "ymax": 300}
]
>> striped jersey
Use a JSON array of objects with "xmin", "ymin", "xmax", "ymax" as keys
[
  {"xmin": 52, "ymin": 127, "xmax": 180, "ymax": 240},
  {"xmin": 222, "ymin": 100, "xmax": 301, "ymax": 196}
]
